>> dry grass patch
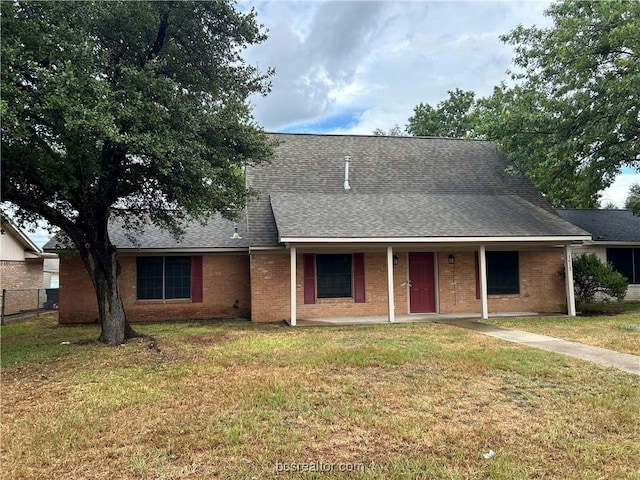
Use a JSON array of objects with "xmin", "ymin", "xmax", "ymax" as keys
[
  {"xmin": 488, "ymin": 310, "xmax": 640, "ymax": 355},
  {"xmin": 2, "ymin": 317, "xmax": 639, "ymax": 479}
]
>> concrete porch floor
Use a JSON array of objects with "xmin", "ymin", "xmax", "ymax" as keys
[{"xmin": 292, "ymin": 312, "xmax": 542, "ymax": 327}]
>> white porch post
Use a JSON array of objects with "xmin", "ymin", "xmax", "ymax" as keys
[
  {"xmin": 290, "ymin": 246, "xmax": 297, "ymax": 326},
  {"xmin": 386, "ymin": 246, "xmax": 395, "ymax": 323},
  {"xmin": 564, "ymin": 244, "xmax": 576, "ymax": 317},
  {"xmin": 479, "ymin": 245, "xmax": 489, "ymax": 320}
]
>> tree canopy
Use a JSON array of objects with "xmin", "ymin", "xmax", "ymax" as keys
[
  {"xmin": 407, "ymin": 0, "xmax": 640, "ymax": 208},
  {"xmin": 1, "ymin": 1, "xmax": 274, "ymax": 344},
  {"xmin": 406, "ymin": 89, "xmax": 476, "ymax": 138},
  {"xmin": 626, "ymin": 183, "xmax": 640, "ymax": 214}
]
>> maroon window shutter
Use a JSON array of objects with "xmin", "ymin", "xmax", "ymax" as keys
[
  {"xmin": 475, "ymin": 252, "xmax": 480, "ymax": 300},
  {"xmin": 191, "ymin": 256, "xmax": 203, "ymax": 303},
  {"xmin": 353, "ymin": 253, "xmax": 365, "ymax": 303},
  {"xmin": 303, "ymin": 254, "xmax": 315, "ymax": 304}
]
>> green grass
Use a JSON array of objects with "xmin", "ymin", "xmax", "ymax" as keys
[
  {"xmin": 2, "ymin": 314, "xmax": 639, "ymax": 480},
  {"xmin": 487, "ymin": 309, "xmax": 640, "ymax": 355}
]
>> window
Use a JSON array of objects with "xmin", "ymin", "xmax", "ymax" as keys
[
  {"xmin": 137, "ymin": 256, "xmax": 191, "ymax": 300},
  {"xmin": 316, "ymin": 254, "xmax": 352, "ymax": 298},
  {"xmin": 607, "ymin": 248, "xmax": 639, "ymax": 284},
  {"xmin": 486, "ymin": 251, "xmax": 519, "ymax": 295}
]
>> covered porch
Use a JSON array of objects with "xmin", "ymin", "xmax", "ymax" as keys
[{"xmin": 286, "ymin": 241, "xmax": 581, "ymax": 326}]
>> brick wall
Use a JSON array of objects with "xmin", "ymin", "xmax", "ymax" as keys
[
  {"xmin": 0, "ymin": 259, "xmax": 43, "ymax": 291},
  {"xmin": 437, "ymin": 249, "xmax": 567, "ymax": 314},
  {"xmin": 250, "ymin": 248, "xmax": 568, "ymax": 322},
  {"xmin": 0, "ymin": 259, "xmax": 45, "ymax": 315},
  {"xmin": 58, "ymin": 253, "xmax": 251, "ymax": 324}
]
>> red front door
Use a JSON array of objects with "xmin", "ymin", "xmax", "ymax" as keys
[{"xmin": 409, "ymin": 252, "xmax": 435, "ymax": 313}]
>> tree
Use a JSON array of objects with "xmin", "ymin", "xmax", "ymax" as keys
[
  {"xmin": 625, "ymin": 183, "xmax": 640, "ymax": 215},
  {"xmin": 407, "ymin": 89, "xmax": 476, "ymax": 138},
  {"xmin": 570, "ymin": 253, "xmax": 628, "ymax": 304},
  {"xmin": 1, "ymin": 1, "xmax": 274, "ymax": 344},
  {"xmin": 476, "ymin": 0, "xmax": 640, "ymax": 208},
  {"xmin": 372, "ymin": 125, "xmax": 406, "ymax": 136}
]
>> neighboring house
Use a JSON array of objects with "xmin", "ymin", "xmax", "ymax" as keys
[
  {"xmin": 0, "ymin": 215, "xmax": 44, "ymax": 291},
  {"xmin": 0, "ymin": 215, "xmax": 55, "ymax": 315},
  {"xmin": 46, "ymin": 134, "xmax": 590, "ymax": 325},
  {"xmin": 557, "ymin": 209, "xmax": 640, "ymax": 302}
]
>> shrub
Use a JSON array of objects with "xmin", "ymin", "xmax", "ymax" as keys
[{"xmin": 569, "ymin": 253, "xmax": 628, "ymax": 303}]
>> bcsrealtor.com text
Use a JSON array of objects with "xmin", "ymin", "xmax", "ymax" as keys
[{"xmin": 275, "ymin": 461, "xmax": 366, "ymax": 473}]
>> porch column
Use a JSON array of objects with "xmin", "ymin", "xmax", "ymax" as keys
[
  {"xmin": 564, "ymin": 244, "xmax": 576, "ymax": 317},
  {"xmin": 290, "ymin": 246, "xmax": 297, "ymax": 326},
  {"xmin": 478, "ymin": 245, "xmax": 489, "ymax": 320},
  {"xmin": 386, "ymin": 246, "xmax": 395, "ymax": 323}
]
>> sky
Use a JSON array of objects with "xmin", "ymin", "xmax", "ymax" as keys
[
  {"xmin": 12, "ymin": 0, "xmax": 640, "ymax": 247},
  {"xmin": 236, "ymin": 0, "xmax": 637, "ymax": 203}
]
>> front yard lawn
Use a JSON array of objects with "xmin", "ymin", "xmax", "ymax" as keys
[
  {"xmin": 1, "ymin": 315, "xmax": 639, "ymax": 479},
  {"xmin": 487, "ymin": 307, "xmax": 640, "ymax": 355}
]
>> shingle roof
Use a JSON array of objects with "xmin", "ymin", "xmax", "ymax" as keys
[
  {"xmin": 270, "ymin": 193, "xmax": 588, "ymax": 239},
  {"xmin": 247, "ymin": 133, "xmax": 588, "ymax": 245},
  {"xmin": 557, "ymin": 209, "xmax": 640, "ymax": 243},
  {"xmin": 43, "ymin": 213, "xmax": 248, "ymax": 251},
  {"xmin": 44, "ymin": 133, "xmax": 590, "ymax": 252}
]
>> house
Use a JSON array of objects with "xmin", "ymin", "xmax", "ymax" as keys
[
  {"xmin": 46, "ymin": 134, "xmax": 590, "ymax": 325},
  {"xmin": 0, "ymin": 215, "xmax": 55, "ymax": 316},
  {"xmin": 557, "ymin": 209, "xmax": 640, "ymax": 302}
]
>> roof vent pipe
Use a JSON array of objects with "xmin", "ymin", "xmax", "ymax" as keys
[{"xmin": 343, "ymin": 156, "xmax": 351, "ymax": 190}]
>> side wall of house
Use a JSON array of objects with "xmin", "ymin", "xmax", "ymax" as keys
[
  {"xmin": 570, "ymin": 245, "xmax": 640, "ymax": 302},
  {"xmin": 0, "ymin": 259, "xmax": 45, "ymax": 315},
  {"xmin": 58, "ymin": 253, "xmax": 250, "ymax": 324}
]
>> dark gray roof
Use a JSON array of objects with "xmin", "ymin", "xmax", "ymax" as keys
[
  {"xmin": 557, "ymin": 209, "xmax": 640, "ymax": 243},
  {"xmin": 44, "ymin": 134, "xmax": 590, "ymax": 252},
  {"xmin": 43, "ymin": 213, "xmax": 248, "ymax": 251},
  {"xmin": 247, "ymin": 133, "xmax": 587, "ymax": 245},
  {"xmin": 270, "ymin": 193, "xmax": 588, "ymax": 239}
]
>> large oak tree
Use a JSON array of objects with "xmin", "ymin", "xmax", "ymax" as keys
[{"xmin": 1, "ymin": 1, "xmax": 274, "ymax": 344}]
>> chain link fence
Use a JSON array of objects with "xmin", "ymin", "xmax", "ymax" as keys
[{"xmin": 1, "ymin": 288, "xmax": 59, "ymax": 324}]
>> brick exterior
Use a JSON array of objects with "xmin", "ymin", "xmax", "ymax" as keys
[
  {"xmin": 437, "ymin": 250, "xmax": 566, "ymax": 314},
  {"xmin": 250, "ymin": 249, "xmax": 568, "ymax": 322},
  {"xmin": 0, "ymin": 259, "xmax": 43, "ymax": 291},
  {"xmin": 58, "ymin": 247, "xmax": 568, "ymax": 324},
  {"xmin": 58, "ymin": 253, "xmax": 250, "ymax": 324},
  {"xmin": 0, "ymin": 259, "xmax": 45, "ymax": 315}
]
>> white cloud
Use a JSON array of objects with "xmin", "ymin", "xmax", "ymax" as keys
[
  {"xmin": 600, "ymin": 171, "xmax": 640, "ymax": 208},
  {"xmin": 240, "ymin": 0, "xmax": 554, "ymax": 133}
]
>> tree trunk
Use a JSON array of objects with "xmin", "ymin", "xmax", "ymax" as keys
[{"xmin": 82, "ymin": 240, "xmax": 138, "ymax": 345}]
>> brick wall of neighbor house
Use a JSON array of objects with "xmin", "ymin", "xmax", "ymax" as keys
[
  {"xmin": 58, "ymin": 253, "xmax": 251, "ymax": 324},
  {"xmin": 438, "ymin": 249, "xmax": 567, "ymax": 314},
  {"xmin": 0, "ymin": 259, "xmax": 46, "ymax": 315},
  {"xmin": 0, "ymin": 259, "xmax": 44, "ymax": 291}
]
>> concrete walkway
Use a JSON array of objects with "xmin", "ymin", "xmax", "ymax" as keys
[{"xmin": 437, "ymin": 319, "xmax": 640, "ymax": 376}]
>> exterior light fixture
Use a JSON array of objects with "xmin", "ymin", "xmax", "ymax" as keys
[
  {"xmin": 393, "ymin": 255, "xmax": 399, "ymax": 266},
  {"xmin": 448, "ymin": 254, "xmax": 455, "ymax": 265}
]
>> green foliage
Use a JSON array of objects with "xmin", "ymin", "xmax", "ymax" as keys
[
  {"xmin": 372, "ymin": 125, "xmax": 406, "ymax": 136},
  {"xmin": 570, "ymin": 253, "xmax": 628, "ymax": 304},
  {"xmin": 406, "ymin": 88, "xmax": 476, "ymax": 138},
  {"xmin": 625, "ymin": 183, "xmax": 640, "ymax": 215},
  {"xmin": 476, "ymin": 0, "xmax": 640, "ymax": 208},
  {"xmin": 1, "ymin": 1, "xmax": 274, "ymax": 234},
  {"xmin": 0, "ymin": 1, "xmax": 274, "ymax": 343}
]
